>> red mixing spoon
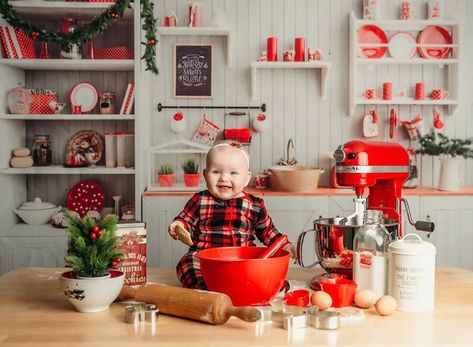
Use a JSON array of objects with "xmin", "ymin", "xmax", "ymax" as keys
[{"xmin": 258, "ymin": 235, "xmax": 288, "ymax": 259}]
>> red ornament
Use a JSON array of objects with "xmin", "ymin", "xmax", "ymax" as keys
[
  {"xmin": 147, "ymin": 39, "xmax": 156, "ymax": 46},
  {"xmin": 92, "ymin": 225, "xmax": 100, "ymax": 233},
  {"xmin": 97, "ymin": 230, "xmax": 103, "ymax": 237},
  {"xmin": 111, "ymin": 261, "xmax": 118, "ymax": 267},
  {"xmin": 90, "ymin": 232, "xmax": 97, "ymax": 240},
  {"xmin": 31, "ymin": 31, "xmax": 39, "ymax": 40}
]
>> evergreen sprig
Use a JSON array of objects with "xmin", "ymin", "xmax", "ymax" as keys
[
  {"xmin": 181, "ymin": 158, "xmax": 199, "ymax": 174},
  {"xmin": 0, "ymin": 0, "xmax": 158, "ymax": 74},
  {"xmin": 158, "ymin": 163, "xmax": 174, "ymax": 175},
  {"xmin": 417, "ymin": 130, "xmax": 473, "ymax": 159},
  {"xmin": 65, "ymin": 212, "xmax": 124, "ymax": 278}
]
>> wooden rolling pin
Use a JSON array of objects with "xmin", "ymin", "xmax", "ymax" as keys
[{"xmin": 118, "ymin": 284, "xmax": 261, "ymax": 325}]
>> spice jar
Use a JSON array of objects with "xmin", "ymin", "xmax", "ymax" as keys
[
  {"xmin": 100, "ymin": 92, "xmax": 116, "ymax": 114},
  {"xmin": 32, "ymin": 135, "xmax": 52, "ymax": 166}
]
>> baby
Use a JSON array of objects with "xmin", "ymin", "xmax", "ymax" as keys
[{"xmin": 168, "ymin": 140, "xmax": 296, "ymax": 290}]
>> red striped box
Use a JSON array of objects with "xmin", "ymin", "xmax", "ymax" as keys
[
  {"xmin": 5, "ymin": 26, "xmax": 19, "ymax": 58},
  {"xmin": 94, "ymin": 46, "xmax": 132, "ymax": 60}
]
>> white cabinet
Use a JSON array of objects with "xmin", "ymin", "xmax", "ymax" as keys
[
  {"xmin": 349, "ymin": 12, "xmax": 459, "ymax": 116},
  {"xmin": 419, "ymin": 196, "xmax": 473, "ymax": 270},
  {"xmin": 0, "ymin": 2, "xmax": 150, "ymax": 265}
]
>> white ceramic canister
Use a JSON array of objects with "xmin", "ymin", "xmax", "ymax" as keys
[{"xmin": 388, "ymin": 234, "xmax": 436, "ymax": 312}]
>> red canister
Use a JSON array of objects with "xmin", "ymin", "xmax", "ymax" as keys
[
  {"xmin": 294, "ymin": 37, "xmax": 305, "ymax": 61},
  {"xmin": 267, "ymin": 37, "xmax": 277, "ymax": 61}
]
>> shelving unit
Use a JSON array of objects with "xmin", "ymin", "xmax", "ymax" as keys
[
  {"xmin": 349, "ymin": 12, "xmax": 459, "ymax": 116},
  {"xmin": 250, "ymin": 61, "xmax": 332, "ymax": 101},
  {"xmin": 156, "ymin": 26, "xmax": 232, "ymax": 68},
  {"xmin": 0, "ymin": 1, "xmax": 147, "ymax": 273}
]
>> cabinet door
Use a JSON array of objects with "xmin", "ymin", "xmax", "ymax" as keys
[
  {"xmin": 143, "ymin": 196, "xmax": 191, "ymax": 267},
  {"xmin": 420, "ymin": 196, "xmax": 473, "ymax": 270},
  {"xmin": 0, "ymin": 236, "xmax": 67, "ymax": 275},
  {"xmin": 263, "ymin": 196, "xmax": 328, "ymax": 268}
]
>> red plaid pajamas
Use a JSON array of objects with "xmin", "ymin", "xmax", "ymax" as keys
[{"xmin": 174, "ymin": 190, "xmax": 288, "ymax": 289}]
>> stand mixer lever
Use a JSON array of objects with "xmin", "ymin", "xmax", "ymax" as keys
[{"xmin": 400, "ymin": 198, "xmax": 435, "ymax": 235}]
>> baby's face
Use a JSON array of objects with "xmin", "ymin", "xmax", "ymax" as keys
[{"xmin": 204, "ymin": 146, "xmax": 251, "ymax": 200}]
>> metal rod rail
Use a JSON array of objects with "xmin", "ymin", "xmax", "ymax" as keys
[{"xmin": 157, "ymin": 103, "xmax": 266, "ymax": 112}]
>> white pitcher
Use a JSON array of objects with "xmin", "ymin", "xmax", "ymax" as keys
[{"xmin": 438, "ymin": 155, "xmax": 460, "ymax": 191}]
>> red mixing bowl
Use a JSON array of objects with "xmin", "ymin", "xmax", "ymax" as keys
[{"xmin": 196, "ymin": 246, "xmax": 290, "ymax": 306}]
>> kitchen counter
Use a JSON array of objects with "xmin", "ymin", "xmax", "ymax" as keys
[
  {"xmin": 143, "ymin": 186, "xmax": 473, "ymax": 196},
  {"xmin": 1, "ymin": 267, "xmax": 473, "ymax": 346}
]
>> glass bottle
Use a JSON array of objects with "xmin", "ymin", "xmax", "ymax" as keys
[
  {"xmin": 100, "ymin": 92, "xmax": 116, "ymax": 114},
  {"xmin": 32, "ymin": 135, "xmax": 52, "ymax": 166},
  {"xmin": 353, "ymin": 210, "xmax": 392, "ymax": 299}
]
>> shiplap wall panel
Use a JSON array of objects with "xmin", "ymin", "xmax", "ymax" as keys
[{"xmin": 153, "ymin": 0, "xmax": 472, "ymax": 188}]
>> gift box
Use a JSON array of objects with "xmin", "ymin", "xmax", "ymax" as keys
[
  {"xmin": 29, "ymin": 89, "xmax": 57, "ymax": 114},
  {"xmin": 116, "ymin": 222, "xmax": 147, "ymax": 286},
  {"xmin": 94, "ymin": 46, "xmax": 133, "ymax": 60},
  {"xmin": 224, "ymin": 128, "xmax": 252, "ymax": 144}
]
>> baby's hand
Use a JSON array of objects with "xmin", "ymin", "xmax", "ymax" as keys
[
  {"xmin": 283, "ymin": 243, "xmax": 297, "ymax": 260},
  {"xmin": 168, "ymin": 220, "xmax": 184, "ymax": 240}
]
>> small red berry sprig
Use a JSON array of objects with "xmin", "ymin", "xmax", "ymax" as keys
[
  {"xmin": 89, "ymin": 225, "xmax": 103, "ymax": 240},
  {"xmin": 111, "ymin": 258, "xmax": 121, "ymax": 267}
]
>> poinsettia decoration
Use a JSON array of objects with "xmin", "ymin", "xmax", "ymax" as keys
[{"xmin": 0, "ymin": 0, "xmax": 158, "ymax": 73}]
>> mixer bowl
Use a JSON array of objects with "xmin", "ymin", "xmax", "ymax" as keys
[{"xmin": 297, "ymin": 217, "xmax": 398, "ymax": 279}]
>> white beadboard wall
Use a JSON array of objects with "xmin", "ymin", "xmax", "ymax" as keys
[{"xmin": 152, "ymin": 0, "xmax": 472, "ymax": 188}]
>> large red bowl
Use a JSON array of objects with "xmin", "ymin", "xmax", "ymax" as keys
[{"xmin": 196, "ymin": 246, "xmax": 290, "ymax": 306}]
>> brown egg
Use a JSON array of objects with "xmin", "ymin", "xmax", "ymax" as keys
[
  {"xmin": 354, "ymin": 289, "xmax": 376, "ymax": 309},
  {"xmin": 375, "ymin": 295, "xmax": 397, "ymax": 316},
  {"xmin": 310, "ymin": 290, "xmax": 332, "ymax": 311}
]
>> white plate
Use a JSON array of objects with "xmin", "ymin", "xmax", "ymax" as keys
[
  {"xmin": 69, "ymin": 82, "xmax": 99, "ymax": 113},
  {"xmin": 388, "ymin": 32, "xmax": 417, "ymax": 59}
]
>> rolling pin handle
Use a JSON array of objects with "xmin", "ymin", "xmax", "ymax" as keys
[{"xmin": 227, "ymin": 306, "xmax": 261, "ymax": 323}]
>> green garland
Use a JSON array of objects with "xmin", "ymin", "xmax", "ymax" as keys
[{"xmin": 0, "ymin": 0, "xmax": 158, "ymax": 74}]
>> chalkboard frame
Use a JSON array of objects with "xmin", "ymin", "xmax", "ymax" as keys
[{"xmin": 173, "ymin": 44, "xmax": 213, "ymax": 99}]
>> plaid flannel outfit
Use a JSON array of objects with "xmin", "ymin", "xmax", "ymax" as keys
[{"xmin": 174, "ymin": 190, "xmax": 287, "ymax": 289}]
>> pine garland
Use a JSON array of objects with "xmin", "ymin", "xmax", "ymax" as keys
[
  {"xmin": 0, "ymin": 0, "xmax": 158, "ymax": 74},
  {"xmin": 65, "ymin": 213, "xmax": 124, "ymax": 278}
]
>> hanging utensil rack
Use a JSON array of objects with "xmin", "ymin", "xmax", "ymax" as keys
[{"xmin": 157, "ymin": 103, "xmax": 266, "ymax": 112}]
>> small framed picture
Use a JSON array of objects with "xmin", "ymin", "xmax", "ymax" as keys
[{"xmin": 174, "ymin": 44, "xmax": 213, "ymax": 99}]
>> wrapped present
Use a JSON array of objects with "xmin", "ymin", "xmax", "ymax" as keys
[
  {"xmin": 94, "ymin": 46, "xmax": 133, "ymax": 60},
  {"xmin": 14, "ymin": 28, "xmax": 37, "ymax": 59},
  {"xmin": 116, "ymin": 222, "xmax": 147, "ymax": 286},
  {"xmin": 29, "ymin": 89, "xmax": 57, "ymax": 114}
]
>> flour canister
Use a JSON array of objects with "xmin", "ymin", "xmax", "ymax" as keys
[{"xmin": 388, "ymin": 234, "xmax": 436, "ymax": 312}]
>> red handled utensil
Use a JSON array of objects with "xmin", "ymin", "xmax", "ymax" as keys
[{"xmin": 259, "ymin": 235, "xmax": 288, "ymax": 259}]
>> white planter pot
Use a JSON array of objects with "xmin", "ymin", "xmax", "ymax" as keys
[
  {"xmin": 438, "ymin": 155, "xmax": 460, "ymax": 191},
  {"xmin": 59, "ymin": 270, "xmax": 124, "ymax": 313}
]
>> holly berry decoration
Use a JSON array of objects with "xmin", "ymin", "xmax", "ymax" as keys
[
  {"xmin": 111, "ymin": 258, "xmax": 121, "ymax": 267},
  {"xmin": 31, "ymin": 31, "xmax": 39, "ymax": 40},
  {"xmin": 92, "ymin": 225, "xmax": 101, "ymax": 233},
  {"xmin": 89, "ymin": 232, "xmax": 97, "ymax": 240},
  {"xmin": 147, "ymin": 38, "xmax": 156, "ymax": 46}
]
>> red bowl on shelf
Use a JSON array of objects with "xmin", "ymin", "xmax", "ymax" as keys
[{"xmin": 196, "ymin": 246, "xmax": 290, "ymax": 306}]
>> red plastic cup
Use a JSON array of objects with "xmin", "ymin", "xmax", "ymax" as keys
[
  {"xmin": 267, "ymin": 37, "xmax": 278, "ymax": 61},
  {"xmin": 294, "ymin": 37, "xmax": 305, "ymax": 61},
  {"xmin": 319, "ymin": 277, "xmax": 357, "ymax": 307},
  {"xmin": 282, "ymin": 289, "xmax": 310, "ymax": 307}
]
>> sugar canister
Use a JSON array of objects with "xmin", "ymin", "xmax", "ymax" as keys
[{"xmin": 388, "ymin": 234, "xmax": 436, "ymax": 312}]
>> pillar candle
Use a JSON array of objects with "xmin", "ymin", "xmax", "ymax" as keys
[
  {"xmin": 267, "ymin": 37, "xmax": 277, "ymax": 61},
  {"xmin": 294, "ymin": 37, "xmax": 305, "ymax": 61}
]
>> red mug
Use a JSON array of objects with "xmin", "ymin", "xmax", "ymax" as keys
[
  {"xmin": 431, "ymin": 89, "xmax": 448, "ymax": 100},
  {"xmin": 163, "ymin": 16, "xmax": 177, "ymax": 27},
  {"xmin": 363, "ymin": 89, "xmax": 377, "ymax": 100}
]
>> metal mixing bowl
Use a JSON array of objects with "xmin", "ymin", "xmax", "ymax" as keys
[{"xmin": 297, "ymin": 217, "xmax": 398, "ymax": 279}]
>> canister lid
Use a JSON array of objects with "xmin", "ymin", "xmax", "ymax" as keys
[
  {"xmin": 389, "ymin": 233, "xmax": 436, "ymax": 255},
  {"xmin": 19, "ymin": 197, "xmax": 56, "ymax": 211}
]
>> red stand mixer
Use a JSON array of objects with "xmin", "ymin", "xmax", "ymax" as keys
[{"xmin": 297, "ymin": 140, "xmax": 434, "ymax": 289}]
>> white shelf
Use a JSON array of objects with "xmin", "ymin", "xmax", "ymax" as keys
[
  {"xmin": 2, "ymin": 223, "xmax": 66, "ymax": 237},
  {"xmin": 1, "ymin": 165, "xmax": 135, "ymax": 175},
  {"xmin": 147, "ymin": 183, "xmax": 206, "ymax": 192},
  {"xmin": 355, "ymin": 98, "xmax": 458, "ymax": 106},
  {"xmin": 251, "ymin": 61, "xmax": 331, "ymax": 101},
  {"xmin": 0, "ymin": 113, "xmax": 135, "ymax": 120},
  {"xmin": 356, "ymin": 58, "xmax": 458, "ymax": 65},
  {"xmin": 0, "ymin": 59, "xmax": 134, "ymax": 71},
  {"xmin": 156, "ymin": 26, "xmax": 232, "ymax": 68},
  {"xmin": 10, "ymin": 1, "xmax": 134, "ymax": 20},
  {"xmin": 349, "ymin": 12, "xmax": 459, "ymax": 116}
]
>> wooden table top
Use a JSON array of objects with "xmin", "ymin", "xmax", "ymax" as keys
[{"xmin": 1, "ymin": 267, "xmax": 473, "ymax": 346}]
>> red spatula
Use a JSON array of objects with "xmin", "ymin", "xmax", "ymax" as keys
[{"xmin": 258, "ymin": 235, "xmax": 288, "ymax": 259}]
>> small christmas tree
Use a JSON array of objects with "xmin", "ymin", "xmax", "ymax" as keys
[{"xmin": 65, "ymin": 212, "xmax": 124, "ymax": 278}]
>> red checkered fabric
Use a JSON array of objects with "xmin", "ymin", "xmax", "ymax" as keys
[
  {"xmin": 94, "ymin": 46, "xmax": 132, "ymax": 59},
  {"xmin": 29, "ymin": 91, "xmax": 56, "ymax": 114},
  {"xmin": 174, "ymin": 190, "xmax": 288, "ymax": 289},
  {"xmin": 14, "ymin": 28, "xmax": 37, "ymax": 59}
]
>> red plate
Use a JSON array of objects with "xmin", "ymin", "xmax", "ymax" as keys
[
  {"xmin": 67, "ymin": 180, "xmax": 105, "ymax": 217},
  {"xmin": 357, "ymin": 25, "xmax": 388, "ymax": 58},
  {"xmin": 69, "ymin": 82, "xmax": 99, "ymax": 113},
  {"xmin": 417, "ymin": 25, "xmax": 452, "ymax": 59}
]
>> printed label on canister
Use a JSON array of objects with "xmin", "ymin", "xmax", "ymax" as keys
[{"xmin": 388, "ymin": 234, "xmax": 436, "ymax": 312}]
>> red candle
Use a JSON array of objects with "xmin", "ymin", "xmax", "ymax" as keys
[
  {"xmin": 294, "ymin": 37, "xmax": 305, "ymax": 61},
  {"xmin": 267, "ymin": 37, "xmax": 277, "ymax": 61}
]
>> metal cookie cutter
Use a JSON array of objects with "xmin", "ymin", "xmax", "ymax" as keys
[
  {"xmin": 283, "ymin": 306, "xmax": 319, "ymax": 330},
  {"xmin": 125, "ymin": 303, "xmax": 159, "ymax": 324},
  {"xmin": 311, "ymin": 311, "xmax": 340, "ymax": 330}
]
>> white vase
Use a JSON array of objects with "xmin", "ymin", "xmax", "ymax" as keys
[{"xmin": 438, "ymin": 155, "xmax": 460, "ymax": 191}]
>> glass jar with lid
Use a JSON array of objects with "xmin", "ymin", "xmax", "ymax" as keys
[
  {"xmin": 32, "ymin": 135, "xmax": 52, "ymax": 166},
  {"xmin": 100, "ymin": 92, "xmax": 116, "ymax": 114}
]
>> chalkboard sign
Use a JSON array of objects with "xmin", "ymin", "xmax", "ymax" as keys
[{"xmin": 174, "ymin": 44, "xmax": 213, "ymax": 99}]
